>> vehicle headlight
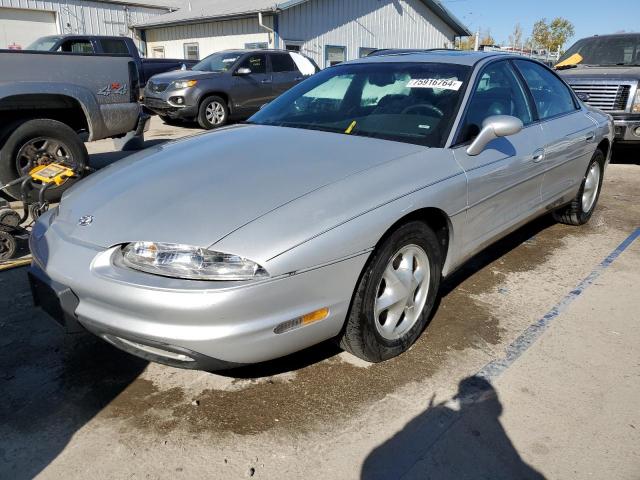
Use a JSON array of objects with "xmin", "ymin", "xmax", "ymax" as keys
[
  {"xmin": 171, "ymin": 79, "xmax": 198, "ymax": 89},
  {"xmin": 121, "ymin": 242, "xmax": 268, "ymax": 281}
]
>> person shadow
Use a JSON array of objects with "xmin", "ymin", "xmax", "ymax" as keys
[{"xmin": 361, "ymin": 376, "xmax": 546, "ymax": 480}]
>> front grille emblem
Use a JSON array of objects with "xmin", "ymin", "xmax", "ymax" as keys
[{"xmin": 78, "ymin": 215, "xmax": 94, "ymax": 227}]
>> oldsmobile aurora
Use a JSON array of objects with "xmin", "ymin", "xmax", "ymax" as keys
[{"xmin": 29, "ymin": 51, "xmax": 613, "ymax": 370}]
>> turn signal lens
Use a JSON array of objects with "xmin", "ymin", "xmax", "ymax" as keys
[{"xmin": 274, "ymin": 308, "xmax": 330, "ymax": 334}]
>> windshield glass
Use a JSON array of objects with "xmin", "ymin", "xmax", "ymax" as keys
[
  {"xmin": 249, "ymin": 62, "xmax": 471, "ymax": 147},
  {"xmin": 26, "ymin": 36, "xmax": 62, "ymax": 51},
  {"xmin": 192, "ymin": 52, "xmax": 242, "ymax": 72},
  {"xmin": 558, "ymin": 35, "xmax": 640, "ymax": 66}
]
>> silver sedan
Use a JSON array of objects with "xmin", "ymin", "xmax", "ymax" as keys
[{"xmin": 29, "ymin": 51, "xmax": 613, "ymax": 370}]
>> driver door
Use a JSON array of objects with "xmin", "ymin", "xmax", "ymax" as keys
[
  {"xmin": 232, "ymin": 53, "xmax": 273, "ymax": 114},
  {"xmin": 453, "ymin": 60, "xmax": 545, "ymax": 254}
]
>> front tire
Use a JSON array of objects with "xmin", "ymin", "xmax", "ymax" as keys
[
  {"xmin": 340, "ymin": 221, "xmax": 442, "ymax": 363},
  {"xmin": 0, "ymin": 119, "xmax": 88, "ymax": 201},
  {"xmin": 552, "ymin": 149, "xmax": 604, "ymax": 226},
  {"xmin": 197, "ymin": 96, "xmax": 229, "ymax": 130}
]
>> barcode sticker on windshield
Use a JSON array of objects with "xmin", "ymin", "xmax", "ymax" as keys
[{"xmin": 407, "ymin": 78, "xmax": 463, "ymax": 90}]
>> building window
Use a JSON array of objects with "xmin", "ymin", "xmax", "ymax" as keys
[
  {"xmin": 325, "ymin": 45, "xmax": 346, "ymax": 67},
  {"xmin": 359, "ymin": 47, "xmax": 377, "ymax": 58},
  {"xmin": 152, "ymin": 46, "xmax": 165, "ymax": 59},
  {"xmin": 244, "ymin": 42, "xmax": 268, "ymax": 50},
  {"xmin": 183, "ymin": 42, "xmax": 199, "ymax": 60}
]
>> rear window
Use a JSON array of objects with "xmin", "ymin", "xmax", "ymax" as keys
[{"xmin": 100, "ymin": 39, "xmax": 129, "ymax": 55}]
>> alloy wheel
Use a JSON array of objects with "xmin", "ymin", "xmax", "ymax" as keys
[
  {"xmin": 581, "ymin": 161, "xmax": 601, "ymax": 213},
  {"xmin": 374, "ymin": 244, "xmax": 431, "ymax": 341},
  {"xmin": 205, "ymin": 101, "xmax": 226, "ymax": 126}
]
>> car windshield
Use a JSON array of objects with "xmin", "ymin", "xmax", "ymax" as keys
[
  {"xmin": 192, "ymin": 52, "xmax": 242, "ymax": 72},
  {"xmin": 558, "ymin": 35, "xmax": 640, "ymax": 67},
  {"xmin": 249, "ymin": 62, "xmax": 471, "ymax": 147},
  {"xmin": 26, "ymin": 36, "xmax": 62, "ymax": 51}
]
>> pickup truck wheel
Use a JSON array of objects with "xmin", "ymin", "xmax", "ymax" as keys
[
  {"xmin": 197, "ymin": 96, "xmax": 229, "ymax": 130},
  {"xmin": 0, "ymin": 119, "xmax": 88, "ymax": 201}
]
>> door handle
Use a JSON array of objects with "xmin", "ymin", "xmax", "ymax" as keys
[
  {"xmin": 532, "ymin": 149, "xmax": 545, "ymax": 163},
  {"xmin": 585, "ymin": 132, "xmax": 596, "ymax": 142},
  {"xmin": 294, "ymin": 76, "xmax": 304, "ymax": 81},
  {"xmin": 261, "ymin": 79, "xmax": 272, "ymax": 84}
]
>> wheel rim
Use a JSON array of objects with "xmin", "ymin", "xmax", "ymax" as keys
[
  {"xmin": 16, "ymin": 137, "xmax": 75, "ymax": 177},
  {"xmin": 0, "ymin": 232, "xmax": 15, "ymax": 259},
  {"xmin": 581, "ymin": 161, "xmax": 601, "ymax": 213},
  {"xmin": 374, "ymin": 244, "xmax": 431, "ymax": 341},
  {"xmin": 205, "ymin": 101, "xmax": 226, "ymax": 125}
]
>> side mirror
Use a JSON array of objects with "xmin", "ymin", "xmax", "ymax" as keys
[
  {"xmin": 466, "ymin": 115, "xmax": 523, "ymax": 156},
  {"xmin": 235, "ymin": 67, "xmax": 252, "ymax": 76}
]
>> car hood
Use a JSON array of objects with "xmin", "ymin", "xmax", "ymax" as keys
[
  {"xmin": 55, "ymin": 125, "xmax": 424, "ymax": 250},
  {"xmin": 147, "ymin": 69, "xmax": 221, "ymax": 83},
  {"xmin": 559, "ymin": 65, "xmax": 640, "ymax": 82}
]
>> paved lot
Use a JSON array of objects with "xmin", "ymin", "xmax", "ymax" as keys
[{"xmin": 1, "ymin": 118, "xmax": 639, "ymax": 479}]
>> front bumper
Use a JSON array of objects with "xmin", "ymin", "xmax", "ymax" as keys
[
  {"xmin": 29, "ymin": 215, "xmax": 367, "ymax": 369},
  {"xmin": 612, "ymin": 115, "xmax": 640, "ymax": 143},
  {"xmin": 142, "ymin": 86, "xmax": 199, "ymax": 119}
]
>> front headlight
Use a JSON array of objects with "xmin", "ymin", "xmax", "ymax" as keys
[
  {"xmin": 171, "ymin": 79, "xmax": 198, "ymax": 90},
  {"xmin": 121, "ymin": 242, "xmax": 268, "ymax": 281}
]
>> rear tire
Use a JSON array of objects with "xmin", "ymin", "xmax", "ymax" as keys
[
  {"xmin": 0, "ymin": 119, "xmax": 88, "ymax": 201},
  {"xmin": 339, "ymin": 221, "xmax": 442, "ymax": 363},
  {"xmin": 552, "ymin": 149, "xmax": 604, "ymax": 226},
  {"xmin": 197, "ymin": 96, "xmax": 229, "ymax": 130}
]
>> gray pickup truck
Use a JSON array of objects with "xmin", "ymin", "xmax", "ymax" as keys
[
  {"xmin": 0, "ymin": 48, "xmax": 147, "ymax": 200},
  {"xmin": 557, "ymin": 33, "xmax": 640, "ymax": 145},
  {"xmin": 26, "ymin": 35, "xmax": 198, "ymax": 87}
]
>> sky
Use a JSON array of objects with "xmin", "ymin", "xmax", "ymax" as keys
[{"xmin": 444, "ymin": 0, "xmax": 638, "ymax": 49}]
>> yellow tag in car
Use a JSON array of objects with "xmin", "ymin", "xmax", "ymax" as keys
[
  {"xmin": 345, "ymin": 121, "xmax": 357, "ymax": 134},
  {"xmin": 556, "ymin": 53, "xmax": 583, "ymax": 68}
]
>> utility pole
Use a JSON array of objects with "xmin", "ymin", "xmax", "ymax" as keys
[{"xmin": 474, "ymin": 28, "xmax": 480, "ymax": 51}]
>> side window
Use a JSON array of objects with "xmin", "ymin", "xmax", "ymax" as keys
[
  {"xmin": 238, "ymin": 54, "xmax": 266, "ymax": 75},
  {"xmin": 100, "ymin": 39, "xmax": 129, "ymax": 55},
  {"xmin": 458, "ymin": 61, "xmax": 532, "ymax": 143},
  {"xmin": 58, "ymin": 40, "xmax": 94, "ymax": 54},
  {"xmin": 270, "ymin": 54, "xmax": 297, "ymax": 73},
  {"xmin": 514, "ymin": 60, "xmax": 577, "ymax": 120}
]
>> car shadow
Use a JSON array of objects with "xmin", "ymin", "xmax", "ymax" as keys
[
  {"xmin": 361, "ymin": 375, "xmax": 546, "ymax": 479},
  {"xmin": 0, "ymin": 267, "xmax": 148, "ymax": 480},
  {"xmin": 610, "ymin": 144, "xmax": 639, "ymax": 165}
]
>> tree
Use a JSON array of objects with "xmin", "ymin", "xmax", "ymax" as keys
[
  {"xmin": 480, "ymin": 29, "xmax": 496, "ymax": 46},
  {"xmin": 508, "ymin": 23, "xmax": 524, "ymax": 48},
  {"xmin": 531, "ymin": 17, "xmax": 575, "ymax": 52}
]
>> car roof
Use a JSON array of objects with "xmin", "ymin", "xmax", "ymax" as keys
[
  {"xmin": 347, "ymin": 50, "xmax": 507, "ymax": 67},
  {"xmin": 214, "ymin": 49, "xmax": 299, "ymax": 55}
]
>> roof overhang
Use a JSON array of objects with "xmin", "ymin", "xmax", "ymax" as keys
[{"xmin": 136, "ymin": 0, "xmax": 470, "ymax": 36}]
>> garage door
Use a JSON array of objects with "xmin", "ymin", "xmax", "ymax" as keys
[{"xmin": 0, "ymin": 7, "xmax": 58, "ymax": 50}]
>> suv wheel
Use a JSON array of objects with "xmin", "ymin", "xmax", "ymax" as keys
[{"xmin": 198, "ymin": 96, "xmax": 229, "ymax": 130}]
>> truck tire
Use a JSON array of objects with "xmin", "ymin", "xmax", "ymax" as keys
[
  {"xmin": 0, "ymin": 119, "xmax": 88, "ymax": 201},
  {"xmin": 197, "ymin": 96, "xmax": 229, "ymax": 130}
]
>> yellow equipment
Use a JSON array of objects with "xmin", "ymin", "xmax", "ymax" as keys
[{"xmin": 29, "ymin": 163, "xmax": 76, "ymax": 186}]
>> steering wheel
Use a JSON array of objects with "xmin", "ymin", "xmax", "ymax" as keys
[{"xmin": 401, "ymin": 104, "xmax": 444, "ymax": 117}]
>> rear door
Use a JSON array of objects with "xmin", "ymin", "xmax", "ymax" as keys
[
  {"xmin": 269, "ymin": 52, "xmax": 302, "ymax": 96},
  {"xmin": 232, "ymin": 53, "xmax": 273, "ymax": 113},
  {"xmin": 453, "ymin": 59, "xmax": 545, "ymax": 252},
  {"xmin": 513, "ymin": 59, "xmax": 597, "ymax": 206}
]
